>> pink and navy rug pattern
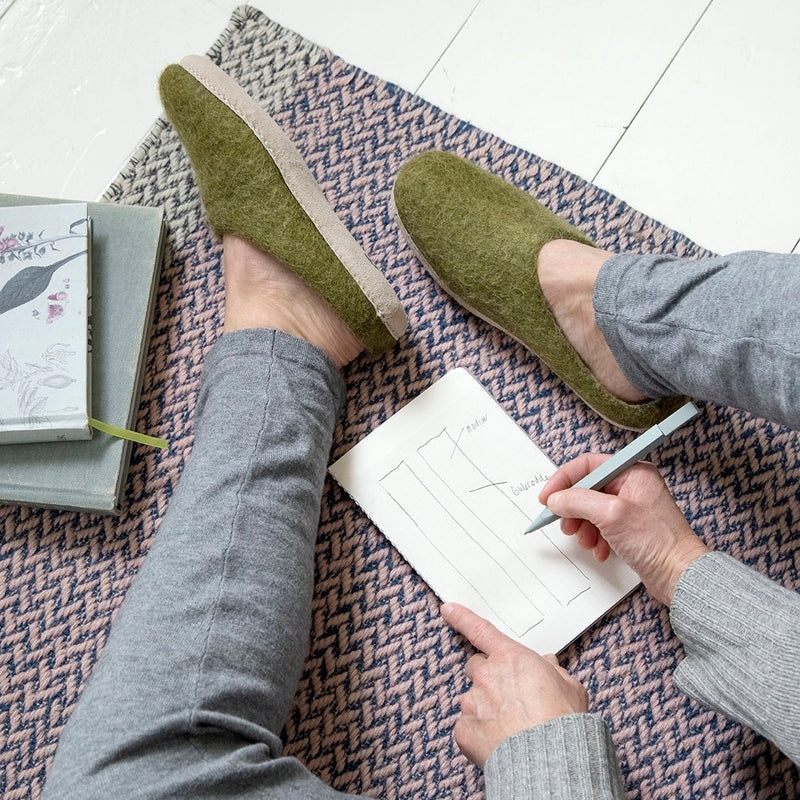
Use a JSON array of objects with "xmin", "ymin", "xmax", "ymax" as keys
[{"xmin": 1, "ymin": 6, "xmax": 798, "ymax": 798}]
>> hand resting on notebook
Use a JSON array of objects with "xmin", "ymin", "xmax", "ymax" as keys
[{"xmin": 440, "ymin": 601, "xmax": 588, "ymax": 768}]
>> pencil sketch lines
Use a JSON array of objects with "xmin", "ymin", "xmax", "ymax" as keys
[
  {"xmin": 417, "ymin": 428, "xmax": 590, "ymax": 607},
  {"xmin": 380, "ymin": 461, "xmax": 544, "ymax": 636},
  {"xmin": 468, "ymin": 481, "xmax": 508, "ymax": 493}
]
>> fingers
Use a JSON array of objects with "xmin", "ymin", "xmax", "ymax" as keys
[
  {"xmin": 464, "ymin": 652, "xmax": 487, "ymax": 681},
  {"xmin": 592, "ymin": 536, "xmax": 611, "ymax": 562},
  {"xmin": 560, "ymin": 516, "xmax": 582, "ymax": 535},
  {"xmin": 538, "ymin": 453, "xmax": 612, "ymax": 503},
  {"xmin": 441, "ymin": 602, "xmax": 512, "ymax": 655},
  {"xmin": 540, "ymin": 653, "xmax": 575, "ymax": 681},
  {"xmin": 547, "ymin": 486, "xmax": 619, "ymax": 530},
  {"xmin": 571, "ymin": 517, "xmax": 597, "ymax": 549}
]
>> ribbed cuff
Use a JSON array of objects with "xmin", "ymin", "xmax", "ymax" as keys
[
  {"xmin": 671, "ymin": 551, "xmax": 800, "ymax": 762},
  {"xmin": 484, "ymin": 714, "xmax": 625, "ymax": 800}
]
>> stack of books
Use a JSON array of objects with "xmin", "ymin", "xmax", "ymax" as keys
[{"xmin": 0, "ymin": 194, "xmax": 166, "ymax": 514}]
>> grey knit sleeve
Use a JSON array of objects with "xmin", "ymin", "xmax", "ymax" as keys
[
  {"xmin": 670, "ymin": 551, "xmax": 800, "ymax": 764},
  {"xmin": 483, "ymin": 713, "xmax": 625, "ymax": 800}
]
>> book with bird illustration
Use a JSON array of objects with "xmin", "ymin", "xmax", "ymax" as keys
[
  {"xmin": 0, "ymin": 202, "xmax": 92, "ymax": 443},
  {"xmin": 0, "ymin": 194, "xmax": 165, "ymax": 513}
]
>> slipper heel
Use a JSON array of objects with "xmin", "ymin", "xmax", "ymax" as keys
[{"xmin": 159, "ymin": 55, "xmax": 406, "ymax": 355}]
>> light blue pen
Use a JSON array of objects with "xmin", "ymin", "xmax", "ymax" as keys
[{"xmin": 523, "ymin": 401, "xmax": 700, "ymax": 534}]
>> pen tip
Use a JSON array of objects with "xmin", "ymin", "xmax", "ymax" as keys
[{"xmin": 522, "ymin": 522, "xmax": 539, "ymax": 535}]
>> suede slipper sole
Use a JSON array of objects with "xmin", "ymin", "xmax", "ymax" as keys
[
  {"xmin": 392, "ymin": 151, "xmax": 685, "ymax": 430},
  {"xmin": 159, "ymin": 55, "xmax": 406, "ymax": 355}
]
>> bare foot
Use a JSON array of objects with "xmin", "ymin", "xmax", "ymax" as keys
[
  {"xmin": 537, "ymin": 239, "xmax": 648, "ymax": 404},
  {"xmin": 222, "ymin": 234, "xmax": 363, "ymax": 368}
]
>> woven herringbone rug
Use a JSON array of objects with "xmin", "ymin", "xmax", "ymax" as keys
[{"xmin": 2, "ymin": 6, "xmax": 798, "ymax": 799}]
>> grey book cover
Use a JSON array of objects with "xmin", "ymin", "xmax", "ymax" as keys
[{"xmin": 0, "ymin": 194, "xmax": 165, "ymax": 514}]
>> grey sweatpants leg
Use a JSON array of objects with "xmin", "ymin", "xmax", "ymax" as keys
[
  {"xmin": 595, "ymin": 250, "xmax": 800, "ymax": 430},
  {"xmin": 43, "ymin": 329, "xmax": 364, "ymax": 800}
]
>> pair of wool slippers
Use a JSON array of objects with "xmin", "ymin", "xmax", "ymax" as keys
[{"xmin": 159, "ymin": 56, "xmax": 683, "ymax": 430}]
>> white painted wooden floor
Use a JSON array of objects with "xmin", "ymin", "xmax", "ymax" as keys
[{"xmin": 1, "ymin": 0, "xmax": 798, "ymax": 254}]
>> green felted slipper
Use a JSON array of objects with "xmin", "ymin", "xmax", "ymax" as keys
[
  {"xmin": 391, "ymin": 151, "xmax": 686, "ymax": 430},
  {"xmin": 158, "ymin": 55, "xmax": 406, "ymax": 355}
]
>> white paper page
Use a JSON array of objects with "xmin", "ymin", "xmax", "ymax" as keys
[{"xmin": 329, "ymin": 368, "xmax": 641, "ymax": 653}]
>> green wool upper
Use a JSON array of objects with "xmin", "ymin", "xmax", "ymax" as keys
[
  {"xmin": 159, "ymin": 63, "xmax": 396, "ymax": 355},
  {"xmin": 393, "ymin": 151, "xmax": 685, "ymax": 430}
]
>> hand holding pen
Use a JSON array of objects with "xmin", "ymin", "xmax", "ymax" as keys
[
  {"xmin": 525, "ymin": 403, "xmax": 699, "ymax": 533},
  {"xmin": 532, "ymin": 403, "xmax": 709, "ymax": 605},
  {"xmin": 536, "ymin": 450, "xmax": 709, "ymax": 606}
]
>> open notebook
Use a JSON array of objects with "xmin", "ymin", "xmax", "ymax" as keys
[{"xmin": 330, "ymin": 368, "xmax": 640, "ymax": 654}]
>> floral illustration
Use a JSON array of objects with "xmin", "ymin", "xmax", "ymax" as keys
[
  {"xmin": 0, "ymin": 343, "xmax": 79, "ymax": 429},
  {"xmin": 46, "ymin": 304, "xmax": 65, "ymax": 324},
  {"xmin": 0, "ymin": 216, "xmax": 87, "ymax": 264},
  {"xmin": 0, "ymin": 226, "xmax": 20, "ymax": 253},
  {"xmin": 0, "ymin": 205, "xmax": 89, "ymax": 435},
  {"xmin": 0, "ymin": 216, "xmax": 88, "ymax": 317}
]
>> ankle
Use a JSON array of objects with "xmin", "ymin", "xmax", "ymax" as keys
[
  {"xmin": 221, "ymin": 235, "xmax": 364, "ymax": 368},
  {"xmin": 538, "ymin": 239, "xmax": 605, "ymax": 296},
  {"xmin": 538, "ymin": 239, "xmax": 648, "ymax": 404}
]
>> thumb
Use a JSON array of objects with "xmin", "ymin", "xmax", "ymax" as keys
[{"xmin": 547, "ymin": 487, "xmax": 617, "ymax": 527}]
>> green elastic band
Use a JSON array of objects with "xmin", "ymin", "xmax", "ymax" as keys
[{"xmin": 89, "ymin": 417, "xmax": 168, "ymax": 449}]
